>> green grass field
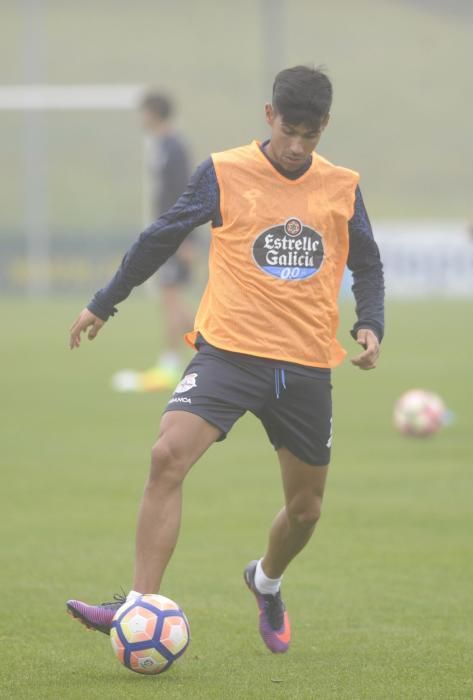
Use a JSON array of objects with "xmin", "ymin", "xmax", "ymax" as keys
[{"xmin": 1, "ymin": 298, "xmax": 472, "ymax": 699}]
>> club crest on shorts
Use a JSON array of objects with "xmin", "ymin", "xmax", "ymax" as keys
[
  {"xmin": 252, "ymin": 217, "xmax": 324, "ymax": 281},
  {"xmin": 174, "ymin": 373, "xmax": 198, "ymax": 394}
]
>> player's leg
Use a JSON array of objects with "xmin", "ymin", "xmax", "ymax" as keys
[
  {"xmin": 258, "ymin": 368, "xmax": 332, "ymax": 578},
  {"xmin": 244, "ymin": 366, "xmax": 332, "ymax": 652},
  {"xmin": 244, "ymin": 451, "xmax": 328, "ymax": 653},
  {"xmin": 68, "ymin": 344, "xmax": 255, "ymax": 634},
  {"xmin": 136, "ymin": 257, "xmax": 194, "ymax": 390},
  {"xmin": 160, "ymin": 284, "xmax": 194, "ymax": 361},
  {"xmin": 261, "ymin": 448, "xmax": 328, "ymax": 579},
  {"xmin": 156, "ymin": 252, "xmax": 194, "ymax": 375},
  {"xmin": 67, "ymin": 410, "xmax": 220, "ymax": 634},
  {"xmin": 133, "ymin": 410, "xmax": 220, "ymax": 594}
]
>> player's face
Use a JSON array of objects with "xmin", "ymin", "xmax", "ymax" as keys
[
  {"xmin": 140, "ymin": 108, "xmax": 162, "ymax": 134},
  {"xmin": 265, "ymin": 104, "xmax": 329, "ymax": 172}
]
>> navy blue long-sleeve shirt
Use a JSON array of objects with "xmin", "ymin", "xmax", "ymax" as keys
[{"xmin": 89, "ymin": 151, "xmax": 385, "ymax": 343}]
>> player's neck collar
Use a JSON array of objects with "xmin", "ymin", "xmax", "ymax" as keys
[{"xmin": 258, "ymin": 139, "xmax": 313, "ymax": 181}]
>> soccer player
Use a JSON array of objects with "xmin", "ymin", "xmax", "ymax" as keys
[
  {"xmin": 67, "ymin": 66, "xmax": 384, "ymax": 654},
  {"xmin": 139, "ymin": 91, "xmax": 194, "ymax": 385}
]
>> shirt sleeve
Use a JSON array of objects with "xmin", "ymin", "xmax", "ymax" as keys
[
  {"xmin": 347, "ymin": 186, "xmax": 385, "ymax": 342},
  {"xmin": 88, "ymin": 158, "xmax": 220, "ymax": 321}
]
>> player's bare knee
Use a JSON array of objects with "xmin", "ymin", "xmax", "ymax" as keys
[
  {"xmin": 148, "ymin": 439, "xmax": 189, "ymax": 487},
  {"xmin": 287, "ymin": 497, "xmax": 322, "ymax": 529}
]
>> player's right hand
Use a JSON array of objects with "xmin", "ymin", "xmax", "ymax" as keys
[{"xmin": 69, "ymin": 308, "xmax": 105, "ymax": 349}]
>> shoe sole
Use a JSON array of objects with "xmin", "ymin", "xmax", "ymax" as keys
[{"xmin": 66, "ymin": 603, "xmax": 110, "ymax": 635}]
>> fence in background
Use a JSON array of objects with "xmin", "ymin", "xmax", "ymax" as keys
[{"xmin": 374, "ymin": 223, "xmax": 473, "ymax": 298}]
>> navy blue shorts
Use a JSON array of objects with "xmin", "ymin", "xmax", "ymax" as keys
[{"xmin": 163, "ymin": 338, "xmax": 332, "ymax": 466}]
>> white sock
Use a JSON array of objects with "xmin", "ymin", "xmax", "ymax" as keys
[
  {"xmin": 254, "ymin": 559, "xmax": 282, "ymax": 595},
  {"xmin": 126, "ymin": 589, "xmax": 142, "ymax": 603}
]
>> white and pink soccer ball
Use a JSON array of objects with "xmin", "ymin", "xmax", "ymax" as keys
[
  {"xmin": 394, "ymin": 389, "xmax": 447, "ymax": 437},
  {"xmin": 110, "ymin": 594, "xmax": 190, "ymax": 675}
]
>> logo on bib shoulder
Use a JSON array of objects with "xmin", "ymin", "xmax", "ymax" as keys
[
  {"xmin": 174, "ymin": 373, "xmax": 198, "ymax": 394},
  {"xmin": 252, "ymin": 218, "xmax": 324, "ymax": 281}
]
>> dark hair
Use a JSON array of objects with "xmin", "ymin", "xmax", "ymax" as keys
[
  {"xmin": 272, "ymin": 65, "xmax": 332, "ymax": 130},
  {"xmin": 140, "ymin": 92, "xmax": 173, "ymax": 120}
]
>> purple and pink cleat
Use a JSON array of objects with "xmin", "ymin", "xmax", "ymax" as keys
[
  {"xmin": 66, "ymin": 594, "xmax": 126, "ymax": 635},
  {"xmin": 244, "ymin": 560, "xmax": 291, "ymax": 653}
]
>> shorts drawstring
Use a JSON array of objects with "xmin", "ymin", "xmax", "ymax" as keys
[{"xmin": 274, "ymin": 368, "xmax": 287, "ymax": 399}]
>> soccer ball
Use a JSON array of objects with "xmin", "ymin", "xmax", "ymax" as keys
[
  {"xmin": 393, "ymin": 389, "xmax": 446, "ymax": 437},
  {"xmin": 110, "ymin": 594, "xmax": 190, "ymax": 675}
]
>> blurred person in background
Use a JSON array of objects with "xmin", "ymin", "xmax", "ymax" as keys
[{"xmin": 114, "ymin": 91, "xmax": 194, "ymax": 391}]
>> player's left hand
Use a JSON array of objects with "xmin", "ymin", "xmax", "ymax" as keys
[
  {"xmin": 350, "ymin": 328, "xmax": 380, "ymax": 370},
  {"xmin": 69, "ymin": 308, "xmax": 105, "ymax": 349}
]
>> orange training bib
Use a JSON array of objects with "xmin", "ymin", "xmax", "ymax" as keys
[{"xmin": 185, "ymin": 141, "xmax": 359, "ymax": 368}]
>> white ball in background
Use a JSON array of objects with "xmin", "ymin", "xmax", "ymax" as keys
[{"xmin": 393, "ymin": 389, "xmax": 446, "ymax": 437}]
